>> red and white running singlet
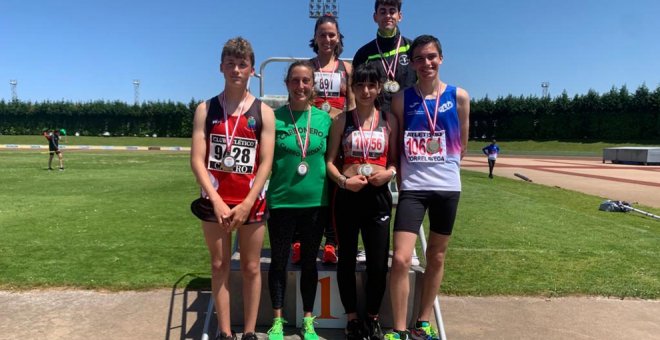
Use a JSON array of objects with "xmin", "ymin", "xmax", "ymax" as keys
[
  {"xmin": 203, "ymin": 95, "xmax": 264, "ymax": 205},
  {"xmin": 341, "ymin": 109, "xmax": 389, "ymax": 167}
]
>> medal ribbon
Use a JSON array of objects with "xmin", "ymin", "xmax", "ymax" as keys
[
  {"xmin": 415, "ymin": 85, "xmax": 442, "ymax": 137},
  {"xmin": 375, "ymin": 36, "xmax": 402, "ymax": 81},
  {"xmin": 221, "ymin": 91, "xmax": 249, "ymax": 157},
  {"xmin": 353, "ymin": 109, "xmax": 378, "ymax": 163},
  {"xmin": 315, "ymin": 58, "xmax": 339, "ymax": 100},
  {"xmin": 288, "ymin": 105, "xmax": 313, "ymax": 160}
]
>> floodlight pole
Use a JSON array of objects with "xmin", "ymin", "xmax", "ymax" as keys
[
  {"xmin": 133, "ymin": 79, "xmax": 140, "ymax": 105},
  {"xmin": 9, "ymin": 79, "xmax": 17, "ymax": 101},
  {"xmin": 541, "ymin": 82, "xmax": 550, "ymax": 98}
]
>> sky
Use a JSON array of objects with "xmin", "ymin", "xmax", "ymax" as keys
[{"xmin": 1, "ymin": 0, "xmax": 659, "ymax": 104}]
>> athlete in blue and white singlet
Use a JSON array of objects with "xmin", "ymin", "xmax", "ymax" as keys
[
  {"xmin": 400, "ymin": 85, "xmax": 461, "ymax": 192},
  {"xmin": 387, "ymin": 35, "xmax": 470, "ymax": 340}
]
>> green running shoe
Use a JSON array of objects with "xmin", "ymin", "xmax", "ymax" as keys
[
  {"xmin": 267, "ymin": 317, "xmax": 286, "ymax": 340},
  {"xmin": 414, "ymin": 321, "xmax": 440, "ymax": 340},
  {"xmin": 384, "ymin": 330, "xmax": 418, "ymax": 340},
  {"xmin": 384, "ymin": 332, "xmax": 401, "ymax": 340},
  {"xmin": 301, "ymin": 316, "xmax": 319, "ymax": 340}
]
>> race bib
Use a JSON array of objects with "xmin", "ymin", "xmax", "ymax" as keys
[
  {"xmin": 347, "ymin": 130, "xmax": 386, "ymax": 158},
  {"xmin": 488, "ymin": 153, "xmax": 498, "ymax": 160},
  {"xmin": 403, "ymin": 130, "xmax": 447, "ymax": 163},
  {"xmin": 207, "ymin": 134, "xmax": 258, "ymax": 174},
  {"xmin": 314, "ymin": 72, "xmax": 341, "ymax": 97}
]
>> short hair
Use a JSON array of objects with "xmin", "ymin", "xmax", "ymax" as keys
[
  {"xmin": 221, "ymin": 36, "xmax": 255, "ymax": 67},
  {"xmin": 284, "ymin": 60, "xmax": 316, "ymax": 104},
  {"xmin": 351, "ymin": 63, "xmax": 384, "ymax": 85},
  {"xmin": 374, "ymin": 0, "xmax": 402, "ymax": 12},
  {"xmin": 409, "ymin": 34, "xmax": 443, "ymax": 59},
  {"xmin": 309, "ymin": 15, "xmax": 345, "ymax": 57}
]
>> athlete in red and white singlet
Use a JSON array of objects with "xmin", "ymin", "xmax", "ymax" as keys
[{"xmin": 189, "ymin": 37, "xmax": 275, "ymax": 340}]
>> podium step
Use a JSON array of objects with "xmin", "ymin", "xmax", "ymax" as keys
[{"xmin": 220, "ymin": 249, "xmax": 424, "ymax": 329}]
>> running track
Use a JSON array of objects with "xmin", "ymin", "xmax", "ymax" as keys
[{"xmin": 462, "ymin": 155, "xmax": 660, "ymax": 208}]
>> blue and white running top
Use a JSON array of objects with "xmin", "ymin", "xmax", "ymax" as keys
[{"xmin": 400, "ymin": 85, "xmax": 462, "ymax": 191}]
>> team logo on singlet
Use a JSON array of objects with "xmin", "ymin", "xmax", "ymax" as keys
[
  {"xmin": 247, "ymin": 116, "xmax": 257, "ymax": 130},
  {"xmin": 399, "ymin": 54, "xmax": 410, "ymax": 66}
]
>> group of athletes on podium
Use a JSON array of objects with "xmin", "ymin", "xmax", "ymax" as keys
[{"xmin": 190, "ymin": 1, "xmax": 470, "ymax": 339}]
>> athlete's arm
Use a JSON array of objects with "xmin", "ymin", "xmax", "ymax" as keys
[
  {"xmin": 367, "ymin": 112, "xmax": 399, "ymax": 187},
  {"xmin": 457, "ymin": 88, "xmax": 471, "ymax": 160},
  {"xmin": 344, "ymin": 62, "xmax": 356, "ymax": 111},
  {"xmin": 228, "ymin": 102, "xmax": 276, "ymax": 229},
  {"xmin": 391, "ymin": 91, "xmax": 405, "ymax": 185},
  {"xmin": 190, "ymin": 100, "xmax": 231, "ymax": 227},
  {"xmin": 386, "ymin": 112, "xmax": 399, "ymax": 176},
  {"xmin": 325, "ymin": 112, "xmax": 347, "ymax": 187}
]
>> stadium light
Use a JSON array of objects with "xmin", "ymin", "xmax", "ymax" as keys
[
  {"xmin": 309, "ymin": 0, "xmax": 339, "ymax": 18},
  {"xmin": 9, "ymin": 79, "xmax": 17, "ymax": 101}
]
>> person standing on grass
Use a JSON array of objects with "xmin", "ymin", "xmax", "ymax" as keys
[
  {"xmin": 266, "ymin": 60, "xmax": 332, "ymax": 340},
  {"xmin": 43, "ymin": 129, "xmax": 64, "ymax": 171},
  {"xmin": 289, "ymin": 14, "xmax": 353, "ymax": 266},
  {"xmin": 352, "ymin": 0, "xmax": 416, "ymax": 115},
  {"xmin": 326, "ymin": 63, "xmax": 398, "ymax": 340},
  {"xmin": 189, "ymin": 36, "xmax": 275, "ymax": 340},
  {"xmin": 388, "ymin": 34, "xmax": 470, "ymax": 340},
  {"xmin": 482, "ymin": 139, "xmax": 500, "ymax": 179}
]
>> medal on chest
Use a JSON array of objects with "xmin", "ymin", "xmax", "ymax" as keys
[{"xmin": 288, "ymin": 105, "xmax": 313, "ymax": 177}]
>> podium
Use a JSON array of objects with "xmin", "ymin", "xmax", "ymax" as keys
[{"xmin": 202, "ymin": 227, "xmax": 447, "ymax": 339}]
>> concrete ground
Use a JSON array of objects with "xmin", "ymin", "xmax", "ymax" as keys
[{"xmin": 1, "ymin": 289, "xmax": 658, "ymax": 340}]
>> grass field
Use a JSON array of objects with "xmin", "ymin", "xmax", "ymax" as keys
[{"xmin": 0, "ymin": 149, "xmax": 658, "ymax": 298}]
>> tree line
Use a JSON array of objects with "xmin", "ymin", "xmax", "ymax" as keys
[
  {"xmin": 1, "ymin": 84, "xmax": 659, "ymax": 140},
  {"xmin": 471, "ymin": 84, "xmax": 660, "ymax": 141}
]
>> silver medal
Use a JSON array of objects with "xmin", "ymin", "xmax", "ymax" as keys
[
  {"xmin": 359, "ymin": 164, "xmax": 374, "ymax": 176},
  {"xmin": 427, "ymin": 139, "xmax": 440, "ymax": 154},
  {"xmin": 297, "ymin": 161, "xmax": 309, "ymax": 176},
  {"xmin": 222, "ymin": 156, "xmax": 236, "ymax": 168},
  {"xmin": 321, "ymin": 101, "xmax": 332, "ymax": 112},
  {"xmin": 385, "ymin": 80, "xmax": 400, "ymax": 93}
]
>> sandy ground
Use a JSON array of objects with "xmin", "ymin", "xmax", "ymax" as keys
[{"xmin": 2, "ymin": 155, "xmax": 659, "ymax": 340}]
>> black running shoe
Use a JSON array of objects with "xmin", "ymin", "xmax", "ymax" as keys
[
  {"xmin": 215, "ymin": 331, "xmax": 237, "ymax": 340},
  {"xmin": 365, "ymin": 317, "xmax": 384, "ymax": 339},
  {"xmin": 242, "ymin": 332, "xmax": 258, "ymax": 340},
  {"xmin": 345, "ymin": 318, "xmax": 366, "ymax": 340}
]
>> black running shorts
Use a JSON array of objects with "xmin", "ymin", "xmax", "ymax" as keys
[{"xmin": 393, "ymin": 190, "xmax": 461, "ymax": 235}]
